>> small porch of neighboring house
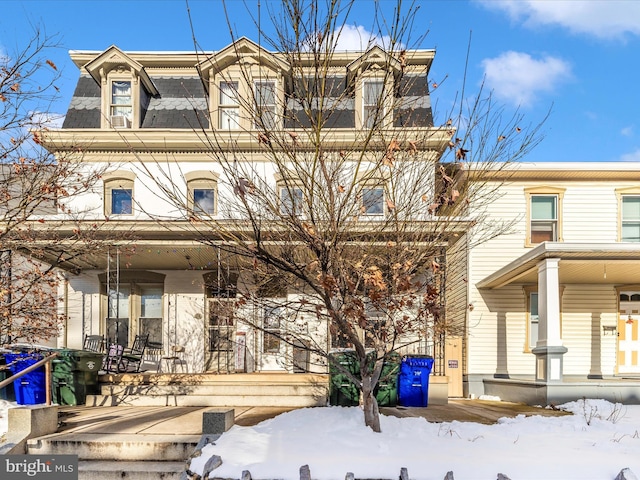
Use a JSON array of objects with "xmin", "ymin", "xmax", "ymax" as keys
[{"xmin": 475, "ymin": 242, "xmax": 640, "ymax": 405}]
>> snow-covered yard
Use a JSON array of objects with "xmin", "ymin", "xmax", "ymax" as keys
[
  {"xmin": 2, "ymin": 398, "xmax": 639, "ymax": 479},
  {"xmin": 189, "ymin": 399, "xmax": 640, "ymax": 480}
]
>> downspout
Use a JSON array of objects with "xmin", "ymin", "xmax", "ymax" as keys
[{"xmin": 63, "ymin": 275, "xmax": 69, "ymax": 347}]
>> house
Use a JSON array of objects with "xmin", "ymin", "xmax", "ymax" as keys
[
  {"xmin": 39, "ymin": 38, "xmax": 466, "ymax": 400},
  {"xmin": 467, "ymin": 163, "xmax": 640, "ymax": 404}
]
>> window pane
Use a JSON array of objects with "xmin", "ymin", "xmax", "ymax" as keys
[
  {"xmin": 111, "ymin": 188, "xmax": 132, "ymax": 215},
  {"xmin": 531, "ymin": 196, "xmax": 556, "ymax": 220},
  {"xmin": 139, "ymin": 317, "xmax": 162, "ymax": 349},
  {"xmin": 255, "ymin": 81, "xmax": 276, "ymax": 105},
  {"xmin": 623, "ymin": 197, "xmax": 640, "ymax": 220},
  {"xmin": 220, "ymin": 82, "xmax": 238, "ymax": 106},
  {"xmin": 108, "ymin": 285, "xmax": 130, "ymax": 318},
  {"xmin": 362, "ymin": 188, "xmax": 384, "ymax": 215},
  {"xmin": 141, "ymin": 286, "xmax": 163, "ymax": 318},
  {"xmin": 531, "ymin": 221, "xmax": 556, "ymax": 242},
  {"xmin": 112, "ymin": 81, "xmax": 131, "ymax": 97},
  {"xmin": 280, "ymin": 187, "xmax": 303, "ymax": 215},
  {"xmin": 194, "ymin": 188, "xmax": 215, "ymax": 214},
  {"xmin": 220, "ymin": 108, "xmax": 239, "ymax": 129},
  {"xmin": 364, "ymin": 81, "xmax": 383, "ymax": 104},
  {"xmin": 622, "ymin": 223, "xmax": 640, "ymax": 242}
]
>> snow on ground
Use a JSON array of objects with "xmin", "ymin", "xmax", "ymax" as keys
[
  {"xmin": 1, "ymin": 398, "xmax": 639, "ymax": 479},
  {"xmin": 190, "ymin": 399, "xmax": 640, "ymax": 480}
]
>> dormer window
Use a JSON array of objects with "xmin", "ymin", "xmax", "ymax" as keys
[
  {"xmin": 111, "ymin": 80, "xmax": 132, "ymax": 128},
  {"xmin": 363, "ymin": 80, "xmax": 384, "ymax": 129},
  {"xmin": 254, "ymin": 80, "xmax": 277, "ymax": 130},
  {"xmin": 219, "ymin": 81, "xmax": 240, "ymax": 130}
]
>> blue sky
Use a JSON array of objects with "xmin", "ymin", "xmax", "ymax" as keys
[{"xmin": 2, "ymin": 0, "xmax": 640, "ymax": 163}]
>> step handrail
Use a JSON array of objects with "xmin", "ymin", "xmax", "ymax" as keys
[{"xmin": 0, "ymin": 352, "xmax": 59, "ymax": 405}]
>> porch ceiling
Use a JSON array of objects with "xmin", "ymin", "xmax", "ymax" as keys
[{"xmin": 477, "ymin": 243, "xmax": 640, "ymax": 289}]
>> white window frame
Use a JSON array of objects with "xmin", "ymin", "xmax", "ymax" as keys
[
  {"xmin": 254, "ymin": 80, "xmax": 277, "ymax": 130},
  {"xmin": 219, "ymin": 80, "xmax": 240, "ymax": 130},
  {"xmin": 621, "ymin": 195, "xmax": 640, "ymax": 242},
  {"xmin": 525, "ymin": 187, "xmax": 565, "ymax": 247},
  {"xmin": 110, "ymin": 80, "xmax": 133, "ymax": 128},
  {"xmin": 361, "ymin": 186, "xmax": 385, "ymax": 217}
]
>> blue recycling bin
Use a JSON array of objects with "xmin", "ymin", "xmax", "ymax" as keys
[
  {"xmin": 398, "ymin": 355, "xmax": 434, "ymax": 407},
  {"xmin": 4, "ymin": 352, "xmax": 46, "ymax": 405}
]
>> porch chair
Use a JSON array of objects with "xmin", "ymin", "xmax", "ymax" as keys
[
  {"xmin": 159, "ymin": 345, "xmax": 187, "ymax": 373},
  {"xmin": 83, "ymin": 335, "xmax": 105, "ymax": 353},
  {"xmin": 120, "ymin": 334, "xmax": 149, "ymax": 373},
  {"xmin": 102, "ymin": 343, "xmax": 125, "ymax": 373}
]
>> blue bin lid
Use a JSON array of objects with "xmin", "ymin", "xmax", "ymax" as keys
[{"xmin": 402, "ymin": 355, "xmax": 434, "ymax": 368}]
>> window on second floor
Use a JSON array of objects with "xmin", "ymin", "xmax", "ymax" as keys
[
  {"xmin": 186, "ymin": 172, "xmax": 219, "ymax": 217},
  {"xmin": 525, "ymin": 187, "xmax": 565, "ymax": 246},
  {"xmin": 103, "ymin": 171, "xmax": 136, "ymax": 217},
  {"xmin": 530, "ymin": 195, "xmax": 557, "ymax": 243},
  {"xmin": 110, "ymin": 80, "xmax": 132, "ymax": 128},
  {"xmin": 219, "ymin": 81, "xmax": 240, "ymax": 130},
  {"xmin": 279, "ymin": 185, "xmax": 304, "ymax": 216},
  {"xmin": 254, "ymin": 80, "xmax": 277, "ymax": 130},
  {"xmin": 361, "ymin": 186, "xmax": 385, "ymax": 216},
  {"xmin": 621, "ymin": 196, "xmax": 640, "ymax": 242}
]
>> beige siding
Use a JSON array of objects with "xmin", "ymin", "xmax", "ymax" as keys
[{"xmin": 469, "ymin": 179, "xmax": 632, "ymax": 378}]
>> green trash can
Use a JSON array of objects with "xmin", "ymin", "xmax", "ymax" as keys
[
  {"xmin": 374, "ymin": 352, "xmax": 401, "ymax": 407},
  {"xmin": 329, "ymin": 350, "xmax": 360, "ymax": 406},
  {"xmin": 52, "ymin": 349, "xmax": 103, "ymax": 405}
]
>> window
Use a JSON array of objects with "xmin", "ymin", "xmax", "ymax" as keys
[
  {"xmin": 103, "ymin": 172, "xmax": 136, "ymax": 217},
  {"xmin": 110, "ymin": 80, "xmax": 132, "ymax": 127},
  {"xmin": 139, "ymin": 286, "xmax": 163, "ymax": 349},
  {"xmin": 186, "ymin": 172, "xmax": 218, "ymax": 217},
  {"xmin": 363, "ymin": 80, "xmax": 384, "ymax": 129},
  {"xmin": 194, "ymin": 188, "xmax": 215, "ymax": 215},
  {"xmin": 530, "ymin": 195, "xmax": 557, "ymax": 243},
  {"xmin": 111, "ymin": 188, "xmax": 133, "ymax": 215},
  {"xmin": 622, "ymin": 196, "xmax": 640, "ymax": 242},
  {"xmin": 525, "ymin": 187, "xmax": 564, "ymax": 246},
  {"xmin": 528, "ymin": 292, "xmax": 539, "ymax": 350},
  {"xmin": 107, "ymin": 284, "xmax": 130, "ymax": 347},
  {"xmin": 254, "ymin": 80, "xmax": 277, "ymax": 130},
  {"xmin": 263, "ymin": 306, "xmax": 283, "ymax": 353},
  {"xmin": 279, "ymin": 186, "xmax": 303, "ymax": 216},
  {"xmin": 362, "ymin": 187, "xmax": 385, "ymax": 216},
  {"xmin": 219, "ymin": 81, "xmax": 240, "ymax": 130}
]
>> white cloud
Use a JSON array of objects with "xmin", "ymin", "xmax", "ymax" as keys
[
  {"xmin": 30, "ymin": 111, "xmax": 65, "ymax": 129},
  {"xmin": 333, "ymin": 25, "xmax": 396, "ymax": 51},
  {"xmin": 478, "ymin": 0, "xmax": 640, "ymax": 40},
  {"xmin": 481, "ymin": 51, "xmax": 572, "ymax": 107},
  {"xmin": 621, "ymin": 126, "xmax": 634, "ymax": 137},
  {"xmin": 620, "ymin": 148, "xmax": 640, "ymax": 162}
]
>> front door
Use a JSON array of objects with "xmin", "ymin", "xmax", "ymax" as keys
[
  {"xmin": 205, "ymin": 298, "xmax": 236, "ymax": 373},
  {"xmin": 259, "ymin": 306, "xmax": 288, "ymax": 371},
  {"xmin": 618, "ymin": 291, "xmax": 640, "ymax": 374}
]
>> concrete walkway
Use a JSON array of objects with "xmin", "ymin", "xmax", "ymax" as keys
[{"xmin": 55, "ymin": 399, "xmax": 570, "ymax": 436}]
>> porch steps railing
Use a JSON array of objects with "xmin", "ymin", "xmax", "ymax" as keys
[{"xmin": 86, "ymin": 372, "xmax": 330, "ymax": 407}]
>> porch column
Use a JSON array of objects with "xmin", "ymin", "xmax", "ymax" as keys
[{"xmin": 532, "ymin": 258, "xmax": 567, "ymax": 382}]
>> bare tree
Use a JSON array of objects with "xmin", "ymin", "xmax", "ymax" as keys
[
  {"xmin": 0, "ymin": 29, "xmax": 109, "ymax": 344},
  {"xmin": 139, "ymin": 0, "xmax": 545, "ymax": 431}
]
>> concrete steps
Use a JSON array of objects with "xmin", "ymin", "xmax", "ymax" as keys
[
  {"xmin": 26, "ymin": 432, "xmax": 200, "ymax": 480},
  {"xmin": 87, "ymin": 372, "xmax": 330, "ymax": 407}
]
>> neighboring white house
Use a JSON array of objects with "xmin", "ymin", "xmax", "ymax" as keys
[{"xmin": 467, "ymin": 163, "xmax": 640, "ymax": 404}]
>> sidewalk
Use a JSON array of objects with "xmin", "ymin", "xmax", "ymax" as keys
[{"xmin": 55, "ymin": 399, "xmax": 570, "ymax": 436}]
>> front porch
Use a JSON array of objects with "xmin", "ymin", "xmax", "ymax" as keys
[{"xmin": 483, "ymin": 375, "xmax": 640, "ymax": 406}]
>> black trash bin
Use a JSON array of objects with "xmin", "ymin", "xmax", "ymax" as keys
[
  {"xmin": 328, "ymin": 350, "xmax": 360, "ymax": 406},
  {"xmin": 398, "ymin": 355, "xmax": 434, "ymax": 407},
  {"xmin": 52, "ymin": 349, "xmax": 103, "ymax": 405},
  {"xmin": 4, "ymin": 351, "xmax": 46, "ymax": 405}
]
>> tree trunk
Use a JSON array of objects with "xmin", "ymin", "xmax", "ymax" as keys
[{"xmin": 361, "ymin": 376, "xmax": 381, "ymax": 433}]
